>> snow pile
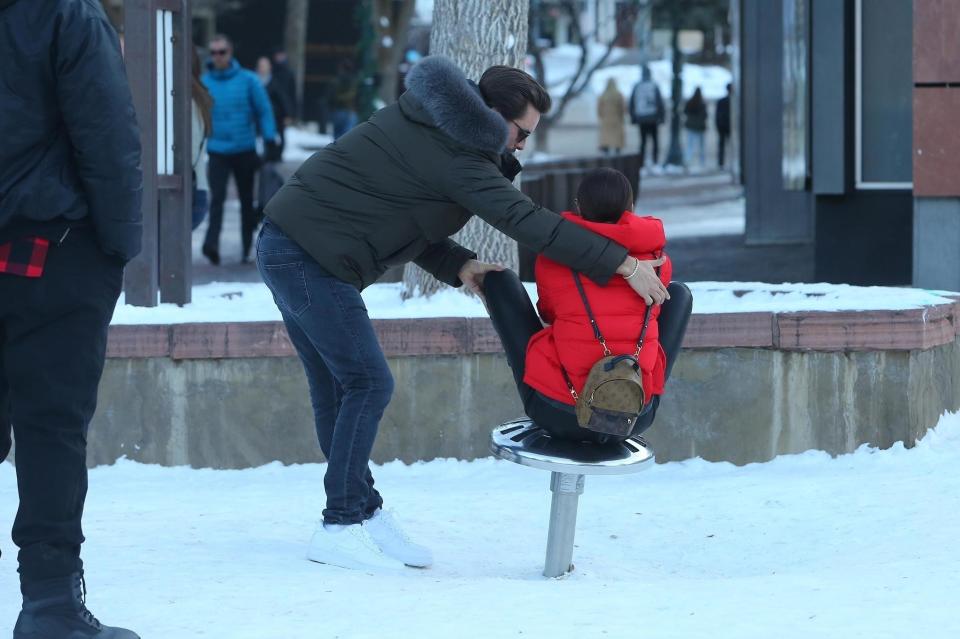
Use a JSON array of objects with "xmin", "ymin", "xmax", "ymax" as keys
[
  {"xmin": 2, "ymin": 412, "xmax": 959, "ymax": 637},
  {"xmin": 110, "ymin": 281, "xmax": 492, "ymax": 325},
  {"xmin": 109, "ymin": 281, "xmax": 956, "ymax": 326},
  {"xmin": 687, "ymin": 281, "xmax": 954, "ymax": 314},
  {"xmin": 283, "ymin": 126, "xmax": 333, "ymax": 163},
  {"xmin": 415, "ymin": 0, "xmax": 434, "ymax": 22},
  {"xmin": 531, "ymin": 44, "xmax": 731, "ymax": 127},
  {"xmin": 536, "ymin": 43, "xmax": 732, "ymax": 101},
  {"xmin": 594, "ymin": 59, "xmax": 732, "ymax": 101}
]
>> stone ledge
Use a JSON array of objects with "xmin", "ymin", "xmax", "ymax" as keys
[
  {"xmin": 776, "ymin": 303, "xmax": 959, "ymax": 351},
  {"xmin": 106, "ymin": 299, "xmax": 960, "ymax": 359}
]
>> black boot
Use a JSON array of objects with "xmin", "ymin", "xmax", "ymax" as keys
[
  {"xmin": 241, "ymin": 231, "xmax": 254, "ymax": 264},
  {"xmin": 14, "ymin": 572, "xmax": 139, "ymax": 638},
  {"xmin": 202, "ymin": 243, "xmax": 220, "ymax": 265}
]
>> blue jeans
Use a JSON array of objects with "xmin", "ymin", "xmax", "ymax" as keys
[
  {"xmin": 331, "ymin": 109, "xmax": 358, "ymax": 140},
  {"xmin": 256, "ymin": 220, "xmax": 391, "ymax": 525},
  {"xmin": 191, "ymin": 188, "xmax": 209, "ymax": 231},
  {"xmin": 685, "ymin": 130, "xmax": 705, "ymax": 168}
]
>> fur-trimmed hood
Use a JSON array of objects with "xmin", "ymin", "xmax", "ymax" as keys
[{"xmin": 403, "ymin": 56, "xmax": 509, "ymax": 154}]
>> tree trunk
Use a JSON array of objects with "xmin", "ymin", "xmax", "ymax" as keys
[
  {"xmin": 374, "ymin": 0, "xmax": 416, "ymax": 106},
  {"xmin": 402, "ymin": 0, "xmax": 529, "ymax": 298},
  {"xmin": 284, "ymin": 0, "xmax": 310, "ymax": 119}
]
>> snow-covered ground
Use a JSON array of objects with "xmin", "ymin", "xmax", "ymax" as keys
[
  {"xmin": 283, "ymin": 126, "xmax": 333, "ymax": 163},
  {"xmin": 539, "ymin": 43, "xmax": 732, "ymax": 102},
  {"xmin": 109, "ymin": 279, "xmax": 955, "ymax": 326},
  {"xmin": 533, "ymin": 43, "xmax": 732, "ymax": 128},
  {"xmin": 3, "ymin": 411, "xmax": 959, "ymax": 637},
  {"xmin": 655, "ymin": 197, "xmax": 744, "ymax": 239}
]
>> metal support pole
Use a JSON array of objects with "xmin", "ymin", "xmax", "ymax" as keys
[{"xmin": 543, "ymin": 472, "xmax": 585, "ymax": 578}]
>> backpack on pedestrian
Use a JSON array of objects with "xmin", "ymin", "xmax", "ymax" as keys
[{"xmin": 631, "ymin": 81, "xmax": 663, "ymax": 125}]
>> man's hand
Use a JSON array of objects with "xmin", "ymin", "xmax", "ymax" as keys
[
  {"xmin": 458, "ymin": 259, "xmax": 505, "ymax": 299},
  {"xmin": 617, "ymin": 256, "xmax": 669, "ymax": 306}
]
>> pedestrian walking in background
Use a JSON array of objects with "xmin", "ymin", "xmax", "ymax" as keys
[
  {"xmin": 192, "ymin": 49, "xmax": 213, "ymax": 231},
  {"xmin": 0, "ymin": 0, "xmax": 142, "ymax": 636},
  {"xmin": 597, "ymin": 78, "xmax": 626, "ymax": 155},
  {"xmin": 629, "ymin": 65, "xmax": 665, "ymax": 169},
  {"xmin": 257, "ymin": 56, "xmax": 292, "ymax": 158},
  {"xmin": 271, "ymin": 47, "xmax": 298, "ymax": 122},
  {"xmin": 683, "ymin": 87, "xmax": 708, "ymax": 170},
  {"xmin": 330, "ymin": 58, "xmax": 359, "ymax": 140},
  {"xmin": 201, "ymin": 34, "xmax": 277, "ymax": 265},
  {"xmin": 716, "ymin": 83, "xmax": 732, "ymax": 169},
  {"xmin": 256, "ymin": 57, "xmax": 288, "ymax": 224}
]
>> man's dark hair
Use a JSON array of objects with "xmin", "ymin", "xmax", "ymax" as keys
[
  {"xmin": 210, "ymin": 33, "xmax": 233, "ymax": 49},
  {"xmin": 478, "ymin": 66, "xmax": 552, "ymax": 120},
  {"xmin": 576, "ymin": 168, "xmax": 634, "ymax": 223}
]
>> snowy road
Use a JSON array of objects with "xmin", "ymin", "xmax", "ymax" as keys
[{"xmin": 2, "ymin": 413, "xmax": 959, "ymax": 638}]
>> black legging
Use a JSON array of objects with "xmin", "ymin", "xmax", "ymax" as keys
[{"xmin": 484, "ymin": 269, "xmax": 692, "ymax": 442}]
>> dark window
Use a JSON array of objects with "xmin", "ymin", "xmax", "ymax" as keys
[{"xmin": 859, "ymin": 0, "xmax": 913, "ymax": 186}]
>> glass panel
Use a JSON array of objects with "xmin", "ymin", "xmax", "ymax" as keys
[
  {"xmin": 163, "ymin": 10, "xmax": 174, "ymax": 176},
  {"xmin": 782, "ymin": 0, "xmax": 808, "ymax": 191},
  {"xmin": 156, "ymin": 10, "xmax": 166, "ymax": 175},
  {"xmin": 860, "ymin": 0, "xmax": 912, "ymax": 185}
]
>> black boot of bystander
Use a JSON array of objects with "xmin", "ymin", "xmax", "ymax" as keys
[{"xmin": 15, "ymin": 572, "xmax": 140, "ymax": 639}]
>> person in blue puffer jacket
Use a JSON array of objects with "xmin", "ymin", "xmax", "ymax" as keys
[{"xmin": 201, "ymin": 34, "xmax": 277, "ymax": 264}]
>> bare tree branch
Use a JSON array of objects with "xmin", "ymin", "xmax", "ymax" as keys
[{"xmin": 532, "ymin": 1, "xmax": 640, "ymax": 130}]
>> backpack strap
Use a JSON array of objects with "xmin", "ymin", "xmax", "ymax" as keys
[
  {"xmin": 557, "ymin": 271, "xmax": 604, "ymax": 401},
  {"xmin": 634, "ymin": 303, "xmax": 655, "ymax": 359},
  {"xmin": 559, "ymin": 365, "xmax": 579, "ymax": 402},
  {"xmin": 573, "ymin": 272, "xmax": 611, "ymax": 356},
  {"xmin": 633, "ymin": 256, "xmax": 663, "ymax": 356},
  {"xmin": 559, "ymin": 267, "xmax": 660, "ymax": 402},
  {"xmin": 574, "ymin": 267, "xmax": 660, "ymax": 358}
]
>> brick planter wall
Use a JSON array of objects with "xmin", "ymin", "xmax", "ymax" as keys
[{"xmin": 79, "ymin": 300, "xmax": 960, "ymax": 468}]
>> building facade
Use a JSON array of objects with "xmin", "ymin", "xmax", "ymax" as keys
[{"xmin": 740, "ymin": 0, "xmax": 957, "ymax": 287}]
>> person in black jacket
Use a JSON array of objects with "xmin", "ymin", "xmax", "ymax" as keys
[
  {"xmin": 0, "ymin": 0, "xmax": 142, "ymax": 637},
  {"xmin": 257, "ymin": 56, "xmax": 292, "ymax": 159},
  {"xmin": 271, "ymin": 47, "xmax": 298, "ymax": 122},
  {"xmin": 259, "ymin": 56, "xmax": 668, "ymax": 573},
  {"xmin": 716, "ymin": 83, "xmax": 732, "ymax": 168},
  {"xmin": 629, "ymin": 65, "xmax": 665, "ymax": 168},
  {"xmin": 683, "ymin": 87, "xmax": 708, "ymax": 169}
]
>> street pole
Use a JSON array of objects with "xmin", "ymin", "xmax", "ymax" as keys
[{"xmin": 664, "ymin": 12, "xmax": 685, "ymax": 167}]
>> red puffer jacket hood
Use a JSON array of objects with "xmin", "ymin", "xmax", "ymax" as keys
[{"xmin": 524, "ymin": 211, "xmax": 672, "ymax": 405}]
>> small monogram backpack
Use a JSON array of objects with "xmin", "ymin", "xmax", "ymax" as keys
[{"xmin": 560, "ymin": 272, "xmax": 656, "ymax": 438}]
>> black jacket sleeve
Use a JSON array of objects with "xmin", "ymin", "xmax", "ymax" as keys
[
  {"xmin": 413, "ymin": 239, "xmax": 478, "ymax": 287},
  {"xmin": 442, "ymin": 153, "xmax": 628, "ymax": 285},
  {"xmin": 55, "ymin": 0, "xmax": 143, "ymax": 262}
]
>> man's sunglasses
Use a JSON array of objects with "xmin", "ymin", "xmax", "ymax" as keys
[
  {"xmin": 512, "ymin": 120, "xmax": 533, "ymax": 142},
  {"xmin": 210, "ymin": 48, "xmax": 230, "ymax": 56}
]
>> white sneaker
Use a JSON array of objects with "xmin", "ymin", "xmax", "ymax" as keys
[
  {"xmin": 306, "ymin": 523, "xmax": 405, "ymax": 572},
  {"xmin": 363, "ymin": 509, "xmax": 433, "ymax": 568}
]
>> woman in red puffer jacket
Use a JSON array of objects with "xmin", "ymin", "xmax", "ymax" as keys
[
  {"xmin": 485, "ymin": 168, "xmax": 680, "ymax": 443},
  {"xmin": 525, "ymin": 173, "xmax": 672, "ymax": 407}
]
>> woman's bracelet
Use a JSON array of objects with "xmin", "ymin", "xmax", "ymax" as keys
[{"xmin": 623, "ymin": 258, "xmax": 641, "ymax": 280}]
